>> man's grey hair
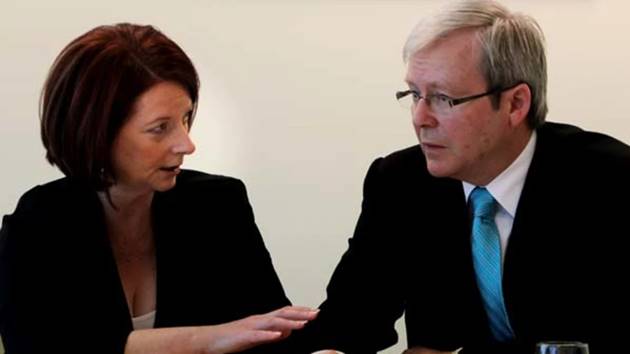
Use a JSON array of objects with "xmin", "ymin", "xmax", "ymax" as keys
[{"xmin": 403, "ymin": 0, "xmax": 548, "ymax": 128}]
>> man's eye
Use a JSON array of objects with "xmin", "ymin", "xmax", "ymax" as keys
[
  {"xmin": 435, "ymin": 94, "xmax": 451, "ymax": 103},
  {"xmin": 411, "ymin": 91, "xmax": 421, "ymax": 101}
]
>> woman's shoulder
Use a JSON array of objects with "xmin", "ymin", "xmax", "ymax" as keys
[
  {"xmin": 6, "ymin": 177, "xmax": 84, "ymax": 220},
  {"xmin": 1, "ymin": 177, "xmax": 93, "ymax": 252},
  {"xmin": 169, "ymin": 169, "xmax": 248, "ymax": 197},
  {"xmin": 176, "ymin": 169, "xmax": 243, "ymax": 185}
]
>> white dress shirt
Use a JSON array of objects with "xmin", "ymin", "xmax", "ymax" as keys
[{"xmin": 463, "ymin": 131, "xmax": 537, "ymax": 265}]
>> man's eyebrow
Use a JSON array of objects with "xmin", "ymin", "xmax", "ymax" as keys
[{"xmin": 403, "ymin": 80, "xmax": 449, "ymax": 93}]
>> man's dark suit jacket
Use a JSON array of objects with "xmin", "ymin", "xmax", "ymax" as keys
[
  {"xmin": 0, "ymin": 170, "xmax": 291, "ymax": 354},
  {"xmin": 290, "ymin": 122, "xmax": 630, "ymax": 354}
]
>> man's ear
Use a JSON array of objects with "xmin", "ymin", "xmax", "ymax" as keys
[{"xmin": 505, "ymin": 83, "xmax": 532, "ymax": 127}]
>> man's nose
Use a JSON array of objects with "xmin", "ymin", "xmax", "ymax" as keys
[{"xmin": 412, "ymin": 99, "xmax": 437, "ymax": 127}]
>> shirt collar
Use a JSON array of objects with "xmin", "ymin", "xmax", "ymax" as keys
[{"xmin": 463, "ymin": 131, "xmax": 537, "ymax": 217}]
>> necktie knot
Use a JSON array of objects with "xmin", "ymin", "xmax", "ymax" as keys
[{"xmin": 470, "ymin": 187, "xmax": 496, "ymax": 219}]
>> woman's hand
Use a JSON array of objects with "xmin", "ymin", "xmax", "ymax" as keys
[
  {"xmin": 125, "ymin": 305, "xmax": 319, "ymax": 354},
  {"xmin": 206, "ymin": 305, "xmax": 319, "ymax": 353}
]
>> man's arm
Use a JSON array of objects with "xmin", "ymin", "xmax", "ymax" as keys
[{"xmin": 285, "ymin": 158, "xmax": 407, "ymax": 353}]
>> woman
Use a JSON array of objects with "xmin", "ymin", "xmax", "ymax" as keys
[{"xmin": 0, "ymin": 23, "xmax": 316, "ymax": 354}]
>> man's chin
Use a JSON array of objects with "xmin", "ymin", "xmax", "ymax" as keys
[{"xmin": 425, "ymin": 162, "xmax": 454, "ymax": 179}]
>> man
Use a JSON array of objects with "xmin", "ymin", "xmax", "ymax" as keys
[{"xmin": 290, "ymin": 1, "xmax": 630, "ymax": 353}]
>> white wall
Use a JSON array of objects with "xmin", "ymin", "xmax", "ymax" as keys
[{"xmin": 1, "ymin": 1, "xmax": 629, "ymax": 353}]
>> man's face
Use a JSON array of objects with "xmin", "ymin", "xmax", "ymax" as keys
[{"xmin": 405, "ymin": 29, "xmax": 512, "ymax": 185}]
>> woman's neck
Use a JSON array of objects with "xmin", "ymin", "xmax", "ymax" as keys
[{"xmin": 98, "ymin": 185, "xmax": 155, "ymax": 241}]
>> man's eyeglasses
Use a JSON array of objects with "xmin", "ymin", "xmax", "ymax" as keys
[{"xmin": 395, "ymin": 84, "xmax": 518, "ymax": 115}]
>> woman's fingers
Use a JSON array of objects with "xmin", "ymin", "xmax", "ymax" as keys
[
  {"xmin": 211, "ymin": 305, "xmax": 318, "ymax": 353},
  {"xmin": 252, "ymin": 315, "xmax": 308, "ymax": 331},
  {"xmin": 242, "ymin": 330, "xmax": 283, "ymax": 344},
  {"xmin": 212, "ymin": 329, "xmax": 283, "ymax": 353},
  {"xmin": 269, "ymin": 305, "xmax": 320, "ymax": 320},
  {"xmin": 243, "ymin": 305, "xmax": 319, "ymax": 335}
]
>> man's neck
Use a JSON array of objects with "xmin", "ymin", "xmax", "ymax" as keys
[{"xmin": 465, "ymin": 127, "xmax": 533, "ymax": 186}]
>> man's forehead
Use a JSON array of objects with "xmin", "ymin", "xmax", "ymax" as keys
[
  {"xmin": 404, "ymin": 32, "xmax": 483, "ymax": 89},
  {"xmin": 404, "ymin": 58, "xmax": 470, "ymax": 90}
]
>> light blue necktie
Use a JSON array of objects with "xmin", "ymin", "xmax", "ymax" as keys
[{"xmin": 470, "ymin": 187, "xmax": 515, "ymax": 342}]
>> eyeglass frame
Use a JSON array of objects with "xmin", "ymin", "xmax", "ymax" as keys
[{"xmin": 395, "ymin": 82, "xmax": 523, "ymax": 112}]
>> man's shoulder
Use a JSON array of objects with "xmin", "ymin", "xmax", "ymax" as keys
[
  {"xmin": 540, "ymin": 122, "xmax": 630, "ymax": 154},
  {"xmin": 375, "ymin": 145, "xmax": 426, "ymax": 173},
  {"xmin": 383, "ymin": 144, "xmax": 424, "ymax": 162},
  {"xmin": 363, "ymin": 145, "xmax": 451, "ymax": 192},
  {"xmin": 376, "ymin": 144, "xmax": 453, "ymax": 184},
  {"xmin": 539, "ymin": 122, "xmax": 630, "ymax": 169}
]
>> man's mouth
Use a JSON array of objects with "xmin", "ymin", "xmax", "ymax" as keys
[{"xmin": 421, "ymin": 142, "xmax": 445, "ymax": 149}]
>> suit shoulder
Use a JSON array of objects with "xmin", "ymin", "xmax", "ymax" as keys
[
  {"xmin": 1, "ymin": 177, "xmax": 81, "ymax": 254},
  {"xmin": 374, "ymin": 145, "xmax": 422, "ymax": 168},
  {"xmin": 383, "ymin": 145, "xmax": 424, "ymax": 163},
  {"xmin": 370, "ymin": 145, "xmax": 429, "ymax": 178},
  {"xmin": 176, "ymin": 169, "xmax": 244, "ymax": 187},
  {"xmin": 5, "ymin": 177, "xmax": 76, "ymax": 220},
  {"xmin": 540, "ymin": 122, "xmax": 630, "ymax": 167},
  {"xmin": 166, "ymin": 169, "xmax": 247, "ymax": 200}
]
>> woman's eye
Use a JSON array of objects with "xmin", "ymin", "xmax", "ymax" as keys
[{"xmin": 148, "ymin": 122, "xmax": 168, "ymax": 134}]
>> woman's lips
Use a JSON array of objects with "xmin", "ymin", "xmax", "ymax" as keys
[{"xmin": 160, "ymin": 165, "xmax": 181, "ymax": 174}]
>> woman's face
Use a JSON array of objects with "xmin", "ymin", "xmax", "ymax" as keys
[{"xmin": 110, "ymin": 81, "xmax": 196, "ymax": 194}]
